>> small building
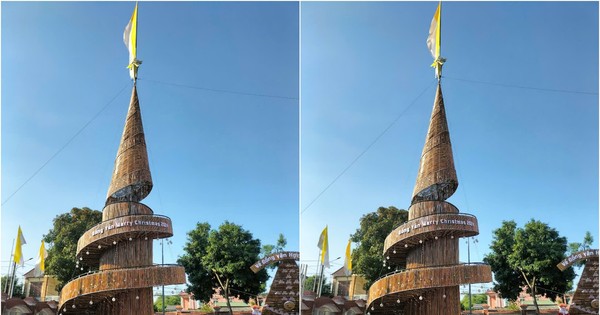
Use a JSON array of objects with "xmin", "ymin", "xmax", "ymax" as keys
[
  {"xmin": 22, "ymin": 269, "xmax": 59, "ymax": 302},
  {"xmin": 179, "ymin": 291, "xmax": 198, "ymax": 310},
  {"xmin": 485, "ymin": 289, "xmax": 507, "ymax": 309},
  {"xmin": 330, "ymin": 268, "xmax": 367, "ymax": 300}
]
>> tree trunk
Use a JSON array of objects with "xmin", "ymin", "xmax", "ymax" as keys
[
  {"xmin": 223, "ymin": 283, "xmax": 233, "ymax": 315},
  {"xmin": 214, "ymin": 271, "xmax": 233, "ymax": 315},
  {"xmin": 531, "ymin": 284, "xmax": 540, "ymax": 315},
  {"xmin": 519, "ymin": 269, "xmax": 540, "ymax": 315}
]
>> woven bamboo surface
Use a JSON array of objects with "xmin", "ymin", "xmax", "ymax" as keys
[
  {"xmin": 411, "ymin": 84, "xmax": 458, "ymax": 204},
  {"xmin": 101, "ymin": 201, "xmax": 153, "ymax": 221},
  {"xmin": 106, "ymin": 86, "xmax": 153, "ymax": 204},
  {"xmin": 407, "ymin": 200, "xmax": 458, "ymax": 219}
]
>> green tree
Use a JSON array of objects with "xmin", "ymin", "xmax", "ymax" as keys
[
  {"xmin": 261, "ymin": 233, "xmax": 287, "ymax": 256},
  {"xmin": 43, "ymin": 207, "xmax": 102, "ymax": 291},
  {"xmin": 483, "ymin": 220, "xmax": 521, "ymax": 302},
  {"xmin": 568, "ymin": 231, "xmax": 594, "ymax": 267},
  {"xmin": 178, "ymin": 221, "xmax": 269, "ymax": 315},
  {"xmin": 1, "ymin": 275, "xmax": 23, "ymax": 297},
  {"xmin": 350, "ymin": 206, "xmax": 409, "ymax": 289},
  {"xmin": 484, "ymin": 220, "xmax": 576, "ymax": 315},
  {"xmin": 261, "ymin": 233, "xmax": 287, "ymax": 270},
  {"xmin": 303, "ymin": 275, "xmax": 331, "ymax": 297},
  {"xmin": 460, "ymin": 293, "xmax": 487, "ymax": 310},
  {"xmin": 177, "ymin": 222, "xmax": 213, "ymax": 304},
  {"xmin": 153, "ymin": 295, "xmax": 181, "ymax": 312}
]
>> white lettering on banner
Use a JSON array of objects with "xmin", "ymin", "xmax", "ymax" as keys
[
  {"xmin": 92, "ymin": 217, "xmax": 169, "ymax": 237},
  {"xmin": 251, "ymin": 252, "xmax": 300, "ymax": 272},
  {"xmin": 397, "ymin": 216, "xmax": 475, "ymax": 235},
  {"xmin": 92, "ymin": 227, "xmax": 105, "ymax": 236},
  {"xmin": 559, "ymin": 249, "xmax": 599, "ymax": 268}
]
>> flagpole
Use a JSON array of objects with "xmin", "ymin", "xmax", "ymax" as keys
[
  {"xmin": 439, "ymin": 1, "xmax": 442, "ymax": 59},
  {"xmin": 316, "ymin": 264, "xmax": 325, "ymax": 296},
  {"xmin": 312, "ymin": 248, "xmax": 321, "ymax": 292},
  {"xmin": 8, "ymin": 260, "xmax": 17, "ymax": 298},
  {"xmin": 43, "ymin": 275, "xmax": 49, "ymax": 301},
  {"xmin": 4, "ymin": 238, "xmax": 14, "ymax": 293},
  {"xmin": 301, "ymin": 264, "xmax": 308, "ymax": 292},
  {"xmin": 437, "ymin": 1, "xmax": 443, "ymax": 82},
  {"xmin": 135, "ymin": 1, "xmax": 139, "ymax": 84}
]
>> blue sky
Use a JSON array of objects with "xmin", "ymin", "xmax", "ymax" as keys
[
  {"xmin": 2, "ymin": 0, "xmax": 598, "ymax": 299},
  {"xmin": 301, "ymin": 1, "xmax": 598, "ymax": 288},
  {"xmin": 2, "ymin": 1, "xmax": 299, "ymax": 290}
]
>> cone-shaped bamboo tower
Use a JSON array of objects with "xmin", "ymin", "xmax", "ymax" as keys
[
  {"xmin": 366, "ymin": 81, "xmax": 491, "ymax": 315},
  {"xmin": 57, "ymin": 84, "xmax": 186, "ymax": 314}
]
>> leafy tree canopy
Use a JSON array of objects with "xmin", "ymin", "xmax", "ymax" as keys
[
  {"xmin": 154, "ymin": 295, "xmax": 181, "ymax": 312},
  {"xmin": 178, "ymin": 221, "xmax": 269, "ymax": 315},
  {"xmin": 484, "ymin": 220, "xmax": 575, "ymax": 314},
  {"xmin": 350, "ymin": 206, "xmax": 409, "ymax": 290},
  {"xmin": 261, "ymin": 233, "xmax": 287, "ymax": 256},
  {"xmin": 460, "ymin": 293, "xmax": 487, "ymax": 310},
  {"xmin": 43, "ymin": 207, "xmax": 102, "ymax": 291},
  {"xmin": 568, "ymin": 231, "xmax": 594, "ymax": 268},
  {"xmin": 1, "ymin": 275, "xmax": 23, "ymax": 297},
  {"xmin": 483, "ymin": 220, "xmax": 521, "ymax": 301},
  {"xmin": 261, "ymin": 233, "xmax": 287, "ymax": 270},
  {"xmin": 303, "ymin": 275, "xmax": 331, "ymax": 297}
]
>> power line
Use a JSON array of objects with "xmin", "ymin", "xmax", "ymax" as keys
[
  {"xmin": 1, "ymin": 83, "xmax": 131, "ymax": 206},
  {"xmin": 139, "ymin": 78, "xmax": 298, "ymax": 101},
  {"xmin": 444, "ymin": 76, "xmax": 598, "ymax": 96},
  {"xmin": 301, "ymin": 79, "xmax": 437, "ymax": 214}
]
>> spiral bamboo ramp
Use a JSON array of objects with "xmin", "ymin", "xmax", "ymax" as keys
[
  {"xmin": 366, "ymin": 83, "xmax": 491, "ymax": 315},
  {"xmin": 58, "ymin": 85, "xmax": 186, "ymax": 314}
]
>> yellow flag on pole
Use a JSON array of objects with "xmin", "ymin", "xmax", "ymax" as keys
[
  {"xmin": 317, "ymin": 226, "xmax": 330, "ymax": 268},
  {"xmin": 34, "ymin": 241, "xmax": 48, "ymax": 276},
  {"xmin": 13, "ymin": 226, "xmax": 27, "ymax": 266},
  {"xmin": 343, "ymin": 239, "xmax": 352, "ymax": 276},
  {"xmin": 426, "ymin": 2, "xmax": 441, "ymax": 60},
  {"xmin": 123, "ymin": 3, "xmax": 140, "ymax": 80}
]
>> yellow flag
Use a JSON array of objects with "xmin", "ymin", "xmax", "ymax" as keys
[
  {"xmin": 343, "ymin": 239, "xmax": 352, "ymax": 276},
  {"xmin": 426, "ymin": 2, "xmax": 441, "ymax": 60},
  {"xmin": 13, "ymin": 226, "xmax": 27, "ymax": 266},
  {"xmin": 34, "ymin": 241, "xmax": 48, "ymax": 276},
  {"xmin": 317, "ymin": 226, "xmax": 329, "ymax": 268},
  {"xmin": 123, "ymin": 3, "xmax": 140, "ymax": 80}
]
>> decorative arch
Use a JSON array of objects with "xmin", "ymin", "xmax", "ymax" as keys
[{"xmin": 251, "ymin": 251, "xmax": 299, "ymax": 273}]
